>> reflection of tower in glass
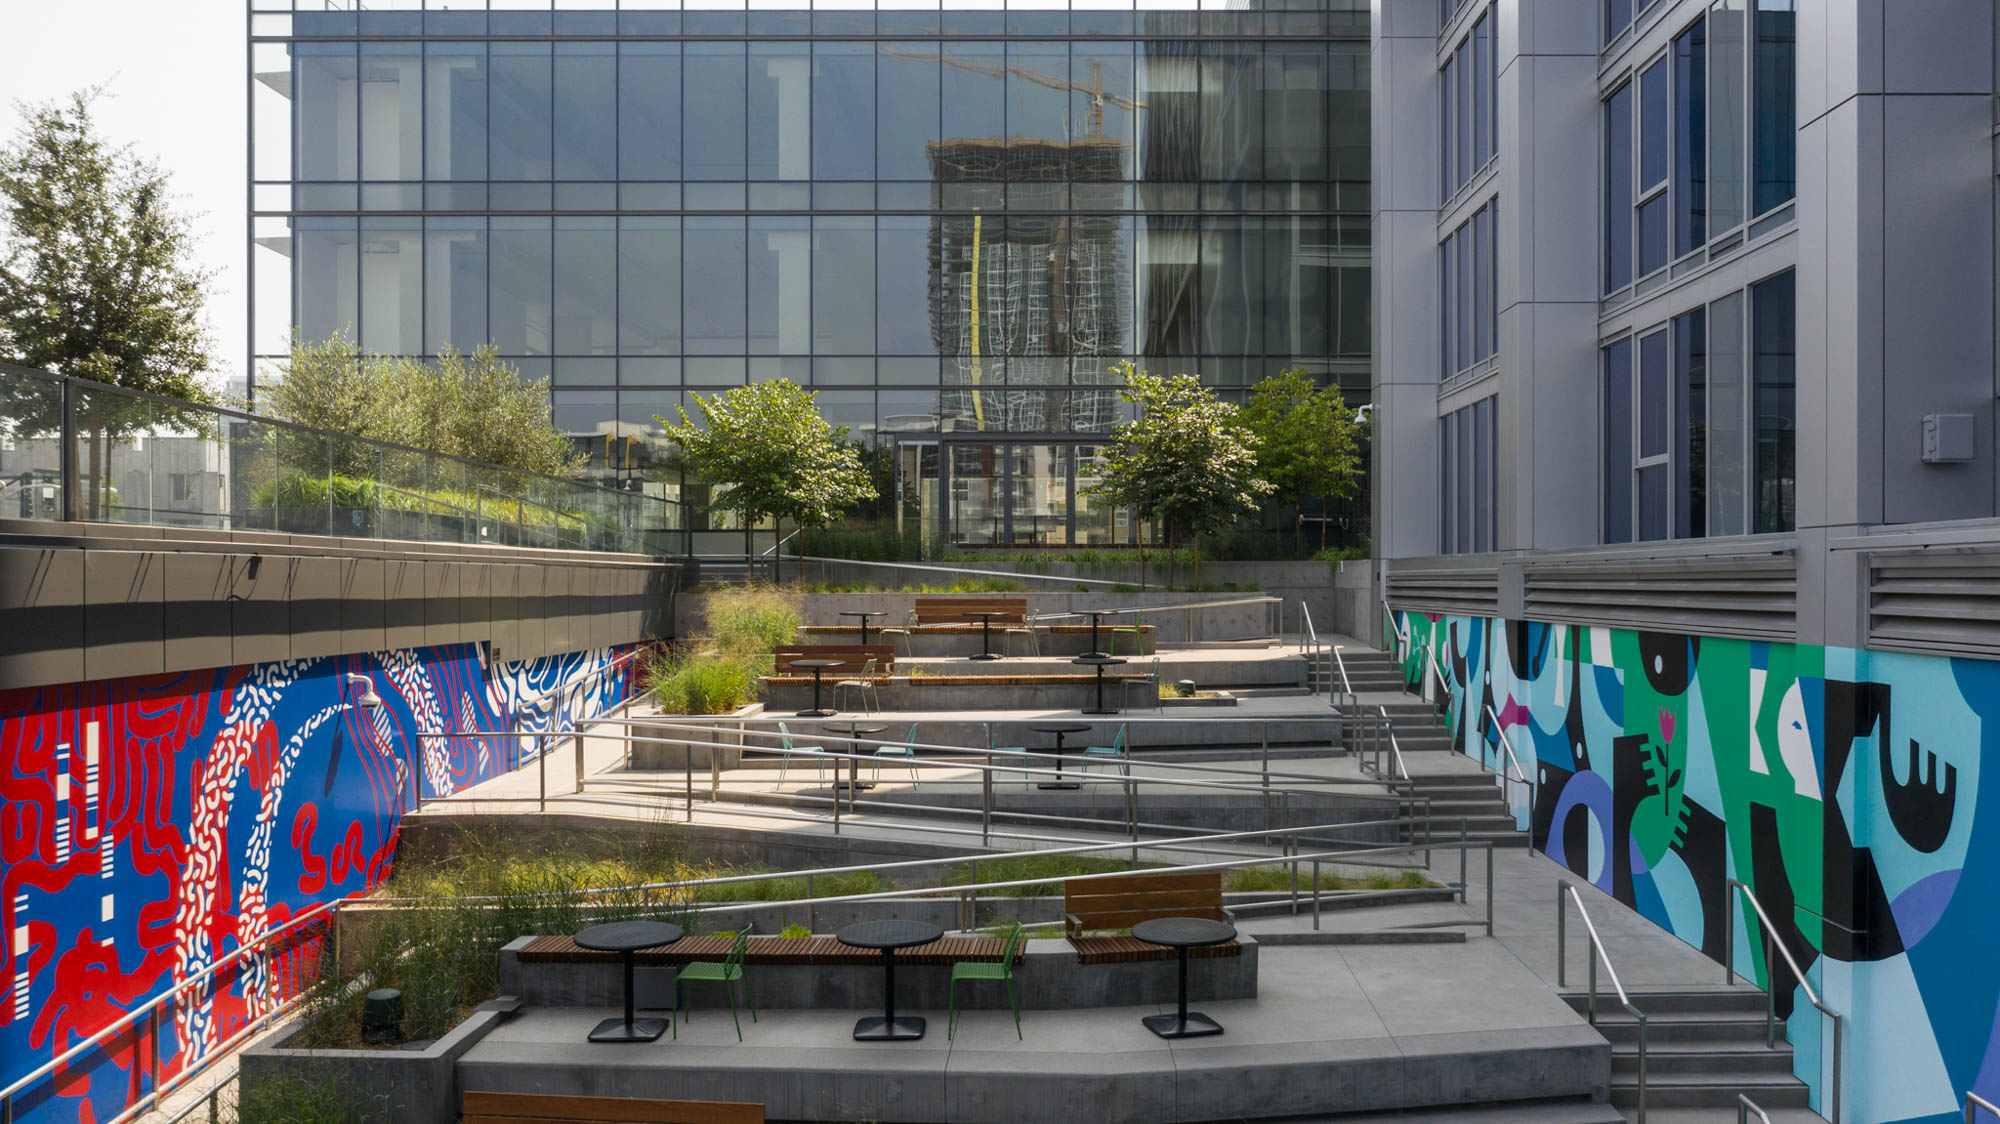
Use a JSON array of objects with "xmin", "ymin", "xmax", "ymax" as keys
[{"xmin": 925, "ymin": 57, "xmax": 1134, "ymax": 438}]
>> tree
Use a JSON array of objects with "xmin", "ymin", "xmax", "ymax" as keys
[
  {"xmin": 0, "ymin": 91, "xmax": 217, "ymax": 517},
  {"xmin": 1243, "ymin": 368, "xmax": 1364, "ymax": 550},
  {"xmin": 264, "ymin": 334, "xmax": 579, "ymax": 478},
  {"xmin": 661, "ymin": 380, "xmax": 876, "ymax": 582},
  {"xmin": 1083, "ymin": 363, "xmax": 1273, "ymax": 587}
]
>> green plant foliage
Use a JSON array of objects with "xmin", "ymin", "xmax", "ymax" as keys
[
  {"xmin": 238, "ymin": 1059, "xmax": 387, "ymax": 1124},
  {"xmin": 777, "ymin": 923, "xmax": 813, "ymax": 938},
  {"xmin": 1242, "ymin": 368, "xmax": 1365, "ymax": 551},
  {"xmin": 646, "ymin": 656, "xmax": 759, "ymax": 716},
  {"xmin": 645, "ymin": 586, "xmax": 801, "ymax": 713},
  {"xmin": 663, "ymin": 381, "xmax": 876, "ymax": 581},
  {"xmin": 698, "ymin": 586, "xmax": 804, "ymax": 657},
  {"xmin": 1313, "ymin": 544, "xmax": 1371, "ymax": 562}
]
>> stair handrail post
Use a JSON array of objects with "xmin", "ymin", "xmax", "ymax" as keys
[
  {"xmin": 1739, "ymin": 1094, "xmax": 1774, "ymax": 1124},
  {"xmin": 1967, "ymin": 1091, "xmax": 2000, "ymax": 1123},
  {"xmin": 1727, "ymin": 876, "xmax": 1844, "ymax": 1123}
]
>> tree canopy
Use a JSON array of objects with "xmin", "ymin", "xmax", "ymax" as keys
[
  {"xmin": 662, "ymin": 380, "xmax": 876, "ymax": 581},
  {"xmin": 1084, "ymin": 363, "xmax": 1273, "ymax": 582},
  {"xmin": 1242, "ymin": 367, "xmax": 1365, "ymax": 548},
  {"xmin": 265, "ymin": 335, "xmax": 580, "ymax": 478}
]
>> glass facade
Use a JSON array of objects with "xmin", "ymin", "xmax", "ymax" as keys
[{"xmin": 250, "ymin": 0, "xmax": 1370, "ymax": 546}]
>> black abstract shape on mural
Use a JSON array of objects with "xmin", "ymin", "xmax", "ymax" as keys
[
  {"xmin": 1820, "ymin": 680, "xmax": 1906, "ymax": 962},
  {"xmin": 1635, "ymin": 630, "xmax": 1699, "ymax": 697},
  {"xmin": 1532, "ymin": 761, "xmax": 1573, "ymax": 854},
  {"xmin": 1563, "ymin": 627, "xmax": 1593, "ymax": 775},
  {"xmin": 1747, "ymin": 801, "xmax": 1815, "ymax": 1022},
  {"xmin": 1880, "ymin": 734, "xmax": 1957, "ymax": 855},
  {"xmin": 1509, "ymin": 620, "xmax": 1551, "ymax": 683},
  {"xmin": 1609, "ymin": 732, "xmax": 1652, "ymax": 905},
  {"xmin": 1676, "ymin": 799, "xmax": 1731, "ymax": 961}
]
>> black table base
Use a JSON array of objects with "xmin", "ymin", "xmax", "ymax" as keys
[
  {"xmin": 1082, "ymin": 661, "xmax": 1120, "ymax": 716},
  {"xmin": 797, "ymin": 665, "xmax": 838, "ymax": 718},
  {"xmin": 853, "ymin": 1015, "xmax": 927, "ymax": 1040},
  {"xmin": 1081, "ymin": 707, "xmax": 1120, "ymax": 716},
  {"xmin": 970, "ymin": 615, "xmax": 1002, "ymax": 660},
  {"xmin": 1037, "ymin": 780, "xmax": 1082, "ymax": 790},
  {"xmin": 590, "ymin": 1015, "xmax": 670, "ymax": 1043},
  {"xmin": 1142, "ymin": 1011, "xmax": 1223, "ymax": 1039}
]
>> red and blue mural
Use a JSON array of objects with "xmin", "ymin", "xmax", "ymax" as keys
[
  {"xmin": 1398, "ymin": 610, "xmax": 1999, "ymax": 1124},
  {"xmin": 0, "ymin": 641, "xmax": 636, "ymax": 1124}
]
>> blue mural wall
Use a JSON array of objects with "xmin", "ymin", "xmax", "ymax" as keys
[
  {"xmin": 0, "ymin": 641, "xmax": 637, "ymax": 1124},
  {"xmin": 1397, "ymin": 610, "xmax": 1994, "ymax": 1124}
]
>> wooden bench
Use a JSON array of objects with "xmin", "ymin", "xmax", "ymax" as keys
[
  {"xmin": 771, "ymin": 644, "xmax": 896, "ymax": 676},
  {"xmin": 516, "ymin": 933, "xmax": 1022, "ymax": 968},
  {"xmin": 1062, "ymin": 872, "xmax": 1241, "ymax": 965},
  {"xmin": 910, "ymin": 596, "xmax": 1030, "ymax": 627},
  {"xmin": 464, "ymin": 1091, "xmax": 763, "ymax": 1124}
]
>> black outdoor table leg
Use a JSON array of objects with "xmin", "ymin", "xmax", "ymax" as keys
[
  {"xmin": 1089, "ymin": 615, "xmax": 1102, "ymax": 657},
  {"xmin": 587, "ymin": 949, "xmax": 670, "ymax": 1043},
  {"xmin": 853, "ymin": 948, "xmax": 925, "ymax": 1040},
  {"xmin": 860, "ymin": 621, "xmax": 871, "ymax": 644},
  {"xmin": 1141, "ymin": 948, "xmax": 1224, "ymax": 1039},
  {"xmin": 1083, "ymin": 663, "xmax": 1118, "ymax": 716}
]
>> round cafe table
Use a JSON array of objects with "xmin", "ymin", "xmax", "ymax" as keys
[
  {"xmin": 1073, "ymin": 655, "xmax": 1127, "ymax": 715},
  {"xmin": 1082, "ymin": 610, "xmax": 1113, "ymax": 658},
  {"xmin": 574, "ymin": 920, "xmax": 685, "ymax": 1043},
  {"xmin": 839, "ymin": 609, "xmax": 884, "ymax": 644},
  {"xmin": 963, "ymin": 611, "xmax": 1006, "ymax": 661},
  {"xmin": 832, "ymin": 721, "xmax": 889, "ymax": 794},
  {"xmin": 1130, "ymin": 916, "xmax": 1236, "ymax": 1040},
  {"xmin": 837, "ymin": 919, "xmax": 945, "ymax": 1040},
  {"xmin": 1030, "ymin": 722, "xmax": 1091, "ymax": 790},
  {"xmin": 791, "ymin": 657, "xmax": 847, "ymax": 717}
]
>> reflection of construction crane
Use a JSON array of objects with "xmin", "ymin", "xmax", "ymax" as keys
[{"xmin": 879, "ymin": 46, "xmax": 1147, "ymax": 139}]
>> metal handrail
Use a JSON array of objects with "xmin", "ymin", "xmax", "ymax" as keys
[
  {"xmin": 1969, "ymin": 1091, "xmax": 2000, "ymax": 1122},
  {"xmin": 794, "ymin": 554, "xmax": 1140, "ymax": 589},
  {"xmin": 1332, "ymin": 645, "xmax": 1355, "ymax": 702},
  {"xmin": 1373, "ymin": 705, "xmax": 1410, "ymax": 781},
  {"xmin": 1557, "ymin": 880, "xmax": 1649, "ymax": 1122},
  {"xmin": 1383, "ymin": 604, "xmax": 1409, "ymax": 660},
  {"xmin": 1035, "ymin": 594, "xmax": 1283, "ymax": 620},
  {"xmin": 1298, "ymin": 601, "xmax": 1320, "ymax": 695},
  {"xmin": 1738, "ymin": 1094, "xmax": 1773, "ymax": 1123},
  {"xmin": 1481, "ymin": 704, "xmax": 1532, "ymax": 785},
  {"xmin": 0, "ymin": 899, "xmax": 336, "ymax": 1121},
  {"xmin": 1725, "ymin": 878, "xmax": 1844, "ymax": 1123}
]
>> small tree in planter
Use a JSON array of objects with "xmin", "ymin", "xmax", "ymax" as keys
[
  {"xmin": 1243, "ymin": 367, "xmax": 1364, "ymax": 552},
  {"xmin": 1083, "ymin": 364, "xmax": 1273, "ymax": 588},
  {"xmin": 661, "ymin": 380, "xmax": 875, "ymax": 583}
]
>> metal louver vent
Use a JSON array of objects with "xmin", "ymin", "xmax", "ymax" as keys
[
  {"xmin": 1867, "ymin": 549, "xmax": 2000, "ymax": 657},
  {"xmin": 1384, "ymin": 567, "xmax": 1500, "ymax": 618},
  {"xmin": 1523, "ymin": 555, "xmax": 1796, "ymax": 640}
]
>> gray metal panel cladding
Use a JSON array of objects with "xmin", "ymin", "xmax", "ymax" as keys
[{"xmin": 1867, "ymin": 548, "xmax": 2000, "ymax": 658}]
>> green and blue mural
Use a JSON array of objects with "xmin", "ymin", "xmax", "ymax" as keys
[{"xmin": 1395, "ymin": 610, "xmax": 1997, "ymax": 1124}]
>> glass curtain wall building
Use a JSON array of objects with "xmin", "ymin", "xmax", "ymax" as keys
[{"xmin": 247, "ymin": 0, "xmax": 1369, "ymax": 548}]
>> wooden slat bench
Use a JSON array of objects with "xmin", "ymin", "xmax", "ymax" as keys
[
  {"xmin": 771, "ymin": 644, "xmax": 896, "ymax": 676},
  {"xmin": 910, "ymin": 596, "xmax": 1030, "ymax": 627},
  {"xmin": 464, "ymin": 1090, "xmax": 763, "ymax": 1124},
  {"xmin": 1063, "ymin": 872, "xmax": 1241, "ymax": 965},
  {"xmin": 516, "ymin": 933, "xmax": 1021, "ymax": 968}
]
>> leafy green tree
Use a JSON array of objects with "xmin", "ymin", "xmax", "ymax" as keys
[
  {"xmin": 265, "ymin": 334, "xmax": 579, "ymax": 478},
  {"xmin": 0, "ymin": 91, "xmax": 217, "ymax": 517},
  {"xmin": 1243, "ymin": 368, "xmax": 1364, "ymax": 550},
  {"xmin": 1084, "ymin": 363, "xmax": 1273, "ymax": 587},
  {"xmin": 661, "ymin": 380, "xmax": 876, "ymax": 582}
]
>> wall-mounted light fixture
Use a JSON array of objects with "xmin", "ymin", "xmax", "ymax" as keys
[{"xmin": 343, "ymin": 673, "xmax": 382, "ymax": 709}]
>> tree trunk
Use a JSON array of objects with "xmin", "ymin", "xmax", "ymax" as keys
[
  {"xmin": 1320, "ymin": 498, "xmax": 1329, "ymax": 551},
  {"xmin": 86, "ymin": 428, "xmax": 102, "ymax": 521},
  {"xmin": 773, "ymin": 522, "xmax": 783, "ymax": 585},
  {"xmin": 1165, "ymin": 521, "xmax": 1176, "ymax": 590}
]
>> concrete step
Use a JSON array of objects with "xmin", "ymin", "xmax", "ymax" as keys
[
  {"xmin": 1563, "ymin": 989, "xmax": 1773, "ymax": 1017},
  {"xmin": 1609, "ymin": 1073, "xmax": 1812, "ymax": 1110},
  {"xmin": 1611, "ymin": 1045, "xmax": 1796, "ymax": 1078},
  {"xmin": 1586, "ymin": 1013, "xmax": 1779, "ymax": 1046},
  {"xmin": 1287, "ymin": 1097, "xmax": 1626, "ymax": 1123}
]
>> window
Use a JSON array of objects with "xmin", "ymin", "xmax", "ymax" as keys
[
  {"xmin": 1707, "ymin": 0, "xmax": 1746, "ymax": 235},
  {"xmin": 1603, "ymin": 83, "xmax": 1632, "ymax": 292},
  {"xmin": 1440, "ymin": 396, "xmax": 1497, "ymax": 554},
  {"xmin": 1600, "ymin": 339, "xmax": 1633, "ymax": 543},
  {"xmin": 1636, "ymin": 59, "xmax": 1669, "ymax": 275},
  {"xmin": 1752, "ymin": 0, "xmax": 1795, "ymax": 215},
  {"xmin": 1440, "ymin": 198, "xmax": 1498, "ymax": 378},
  {"xmin": 1439, "ymin": 9, "xmax": 1495, "ymax": 202},
  {"xmin": 1604, "ymin": 0, "xmax": 1632, "ymax": 45},
  {"xmin": 1673, "ymin": 19, "xmax": 1705, "ymax": 256},
  {"xmin": 1752, "ymin": 270, "xmax": 1795, "ymax": 532}
]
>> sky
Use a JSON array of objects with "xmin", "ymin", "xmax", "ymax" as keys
[{"xmin": 1, "ymin": 0, "xmax": 249, "ymax": 392}]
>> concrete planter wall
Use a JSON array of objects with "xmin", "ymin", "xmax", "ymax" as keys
[
  {"xmin": 500, "ymin": 935, "xmax": 1259, "ymax": 1012},
  {"xmin": 676, "ymin": 589, "xmax": 1285, "ymax": 645},
  {"xmin": 1329, "ymin": 558, "xmax": 1378, "ymax": 645},
  {"xmin": 238, "ymin": 1008, "xmax": 501, "ymax": 1124}
]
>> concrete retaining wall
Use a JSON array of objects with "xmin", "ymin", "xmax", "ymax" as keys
[
  {"xmin": 1330, "ymin": 558, "xmax": 1379, "ymax": 646},
  {"xmin": 676, "ymin": 589, "xmax": 1283, "ymax": 646},
  {"xmin": 499, "ymin": 935, "xmax": 1259, "ymax": 1012},
  {"xmin": 239, "ymin": 1009, "xmax": 501, "ymax": 1124}
]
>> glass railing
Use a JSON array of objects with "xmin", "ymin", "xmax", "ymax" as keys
[{"xmin": 0, "ymin": 364, "xmax": 689, "ymax": 557}]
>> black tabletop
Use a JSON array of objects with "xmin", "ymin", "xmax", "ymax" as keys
[
  {"xmin": 1032, "ymin": 723, "xmax": 1092, "ymax": 735},
  {"xmin": 839, "ymin": 610, "xmax": 883, "ymax": 618},
  {"xmin": 574, "ymin": 920, "xmax": 686, "ymax": 952},
  {"xmin": 792, "ymin": 658, "xmax": 849, "ymax": 669},
  {"xmin": 962, "ymin": 611, "xmax": 1006, "ymax": 618},
  {"xmin": 837, "ymin": 919, "xmax": 945, "ymax": 950},
  {"xmin": 1131, "ymin": 917, "xmax": 1236, "ymax": 949},
  {"xmin": 1073, "ymin": 656, "xmax": 1128, "ymax": 667},
  {"xmin": 835, "ymin": 723, "xmax": 891, "ymax": 735}
]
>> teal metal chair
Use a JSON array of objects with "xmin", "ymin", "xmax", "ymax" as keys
[
  {"xmin": 1081, "ymin": 724, "xmax": 1128, "ymax": 775},
  {"xmin": 776, "ymin": 722, "xmax": 826, "ymax": 784},
  {"xmin": 871, "ymin": 722, "xmax": 922, "ymax": 782},
  {"xmin": 1121, "ymin": 657, "xmax": 1163, "ymax": 712},
  {"xmin": 948, "ymin": 921, "xmax": 1025, "ymax": 1040},
  {"xmin": 675, "ymin": 926, "xmax": 757, "ymax": 1041}
]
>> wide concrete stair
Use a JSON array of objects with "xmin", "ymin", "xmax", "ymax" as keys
[
  {"xmin": 1402, "ymin": 768, "xmax": 1529, "ymax": 848},
  {"xmin": 1562, "ymin": 990, "xmax": 1814, "ymax": 1113},
  {"xmin": 1312, "ymin": 645, "xmax": 1411, "ymax": 695}
]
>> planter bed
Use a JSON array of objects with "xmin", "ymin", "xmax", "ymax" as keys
[{"xmin": 239, "ymin": 1008, "xmax": 502, "ymax": 1124}]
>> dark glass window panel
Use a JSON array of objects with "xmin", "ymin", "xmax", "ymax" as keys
[
  {"xmin": 1329, "ymin": 45, "xmax": 1370, "ymax": 190},
  {"xmin": 684, "ymin": 217, "xmax": 747, "ymax": 356},
  {"xmin": 489, "ymin": 11, "xmax": 553, "ymax": 35},
  {"xmin": 1471, "ymin": 15, "xmax": 1490, "ymax": 169},
  {"xmin": 1265, "ymin": 216, "xmax": 1331, "ymax": 359},
  {"xmin": 1264, "ymin": 43, "xmax": 1329, "ymax": 181},
  {"xmin": 1674, "ymin": 18, "xmax": 1707, "ymax": 255},
  {"xmin": 490, "ymin": 217, "xmax": 552, "ymax": 357},
  {"xmin": 1008, "ymin": 42, "xmax": 1071, "ymax": 149},
  {"xmin": 1200, "ymin": 43, "xmax": 1263, "ymax": 183},
  {"xmin": 360, "ymin": 44, "xmax": 422, "ymax": 182},
  {"xmin": 424, "ymin": 217, "xmax": 487, "ymax": 354},
  {"xmin": 878, "ymin": 44, "xmax": 941, "ymax": 181},
  {"xmin": 425, "ymin": 11, "xmax": 485, "ymax": 35},
  {"xmin": 425, "ymin": 44, "xmax": 486, "ymax": 181},
  {"xmin": 552, "ymin": 390, "xmax": 615, "ymax": 438},
  {"xmin": 619, "ymin": 217, "xmax": 680, "ymax": 357},
  {"xmin": 877, "ymin": 7, "xmax": 941, "ymax": 36},
  {"xmin": 876, "ymin": 216, "xmax": 935, "ymax": 355},
  {"xmin": 491, "ymin": 44, "xmax": 552, "ymax": 181},
  {"xmin": 941, "ymin": 43, "xmax": 1005, "ymax": 156},
  {"xmin": 1440, "ymin": 229, "xmax": 1456, "ymax": 377},
  {"xmin": 1073, "ymin": 43, "xmax": 1137, "ymax": 180},
  {"xmin": 1603, "ymin": 83, "xmax": 1633, "ymax": 291},
  {"xmin": 748, "ymin": 9, "xmax": 811, "ymax": 35},
  {"xmin": 683, "ymin": 11, "xmax": 747, "ymax": 35},
  {"xmin": 1457, "ymin": 399, "xmax": 1474, "ymax": 550},
  {"xmin": 358, "ymin": 11, "xmax": 422, "ymax": 36},
  {"xmin": 1457, "ymin": 217, "xmax": 1473, "ymax": 371},
  {"xmin": 812, "ymin": 8, "xmax": 873, "ymax": 35},
  {"xmin": 554, "ymin": 44, "xmax": 617, "ymax": 182},
  {"xmin": 1709, "ymin": 0, "xmax": 1748, "ymax": 233},
  {"xmin": 1007, "ymin": 11, "xmax": 1069, "ymax": 36},
  {"xmin": 749, "ymin": 42, "xmax": 811, "ymax": 181},
  {"xmin": 554, "ymin": 217, "xmax": 616, "ymax": 356},
  {"xmin": 1473, "ymin": 397, "xmax": 1493, "ymax": 552},
  {"xmin": 295, "ymin": 217, "xmax": 358, "ymax": 345},
  {"xmin": 293, "ymin": 13, "xmax": 356, "ymax": 35},
  {"xmin": 1439, "ymin": 56, "xmax": 1455, "ymax": 196},
  {"xmin": 1752, "ymin": 269, "xmax": 1795, "ymax": 532},
  {"xmin": 1637, "ymin": 464, "xmax": 1669, "ymax": 541},
  {"xmin": 1638, "ymin": 195, "xmax": 1668, "ymax": 276},
  {"xmin": 1707, "ymin": 290, "xmax": 1748, "ymax": 536},
  {"xmin": 1139, "ymin": 41, "xmax": 1200, "ymax": 181},
  {"xmin": 813, "ymin": 43, "xmax": 875, "ymax": 181},
  {"xmin": 1472, "ymin": 207, "xmax": 1489, "ymax": 363},
  {"xmin": 685, "ymin": 43, "xmax": 747, "ymax": 181},
  {"xmin": 1605, "ymin": 0, "xmax": 1631, "ymax": 43},
  {"xmin": 294, "ymin": 43, "xmax": 357, "ymax": 182},
  {"xmin": 1201, "ymin": 216, "xmax": 1260, "ymax": 356},
  {"xmin": 1602, "ymin": 339, "xmax": 1633, "ymax": 543},
  {"xmin": 1638, "ymin": 329, "xmax": 1670, "ymax": 459},
  {"xmin": 748, "ymin": 216, "xmax": 810, "ymax": 354},
  {"xmin": 619, "ymin": 11, "xmax": 679, "ymax": 35},
  {"xmin": 1334, "ymin": 262, "xmax": 1369, "ymax": 358},
  {"xmin": 1753, "ymin": 0, "xmax": 1796, "ymax": 214},
  {"xmin": 619, "ymin": 44, "xmax": 681, "ymax": 182},
  {"xmin": 359, "ymin": 218, "xmax": 421, "ymax": 355},
  {"xmin": 1675, "ymin": 308, "xmax": 1707, "ymax": 539},
  {"xmin": 1439, "ymin": 408, "xmax": 1456, "ymax": 552},
  {"xmin": 553, "ymin": 10, "xmax": 616, "ymax": 35},
  {"xmin": 1072, "ymin": 11, "xmax": 1134, "ymax": 37},
  {"xmin": 1639, "ymin": 58, "xmax": 1668, "ymax": 189},
  {"xmin": 943, "ymin": 10, "xmax": 1006, "ymax": 35},
  {"xmin": 1454, "ymin": 38, "xmax": 1471, "ymax": 186},
  {"xmin": 1137, "ymin": 215, "xmax": 1198, "ymax": 354}
]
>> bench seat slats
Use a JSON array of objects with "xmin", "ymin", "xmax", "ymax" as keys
[
  {"xmin": 1062, "ymin": 871, "xmax": 1240, "ymax": 963},
  {"xmin": 1068, "ymin": 936, "xmax": 1242, "ymax": 965},
  {"xmin": 516, "ymin": 934, "xmax": 1020, "ymax": 967}
]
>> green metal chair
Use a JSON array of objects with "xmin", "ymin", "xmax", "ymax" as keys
[
  {"xmin": 948, "ymin": 921, "xmax": 1025, "ymax": 1040},
  {"xmin": 1081, "ymin": 724, "xmax": 1128, "ymax": 774},
  {"xmin": 675, "ymin": 925, "xmax": 758, "ymax": 1041},
  {"xmin": 776, "ymin": 722, "xmax": 826, "ymax": 784},
  {"xmin": 871, "ymin": 722, "xmax": 922, "ymax": 782}
]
